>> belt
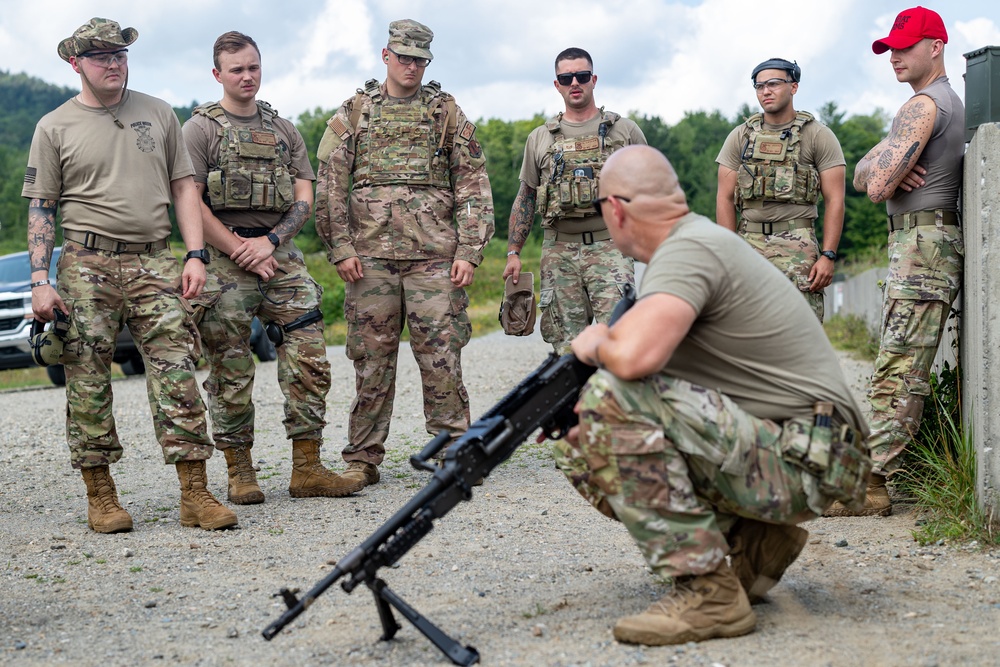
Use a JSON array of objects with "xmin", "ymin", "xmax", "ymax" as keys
[
  {"xmin": 63, "ymin": 230, "xmax": 169, "ymax": 254},
  {"xmin": 740, "ymin": 218, "xmax": 814, "ymax": 235},
  {"xmin": 229, "ymin": 227, "xmax": 272, "ymax": 238},
  {"xmin": 887, "ymin": 209, "xmax": 959, "ymax": 232},
  {"xmin": 543, "ymin": 228, "xmax": 612, "ymax": 244}
]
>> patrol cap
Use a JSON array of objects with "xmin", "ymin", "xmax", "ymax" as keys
[
  {"xmin": 499, "ymin": 273, "xmax": 536, "ymax": 337},
  {"xmin": 388, "ymin": 19, "xmax": 433, "ymax": 61},
  {"xmin": 751, "ymin": 58, "xmax": 801, "ymax": 83},
  {"xmin": 872, "ymin": 6, "xmax": 947, "ymax": 55},
  {"xmin": 58, "ymin": 17, "xmax": 138, "ymax": 62}
]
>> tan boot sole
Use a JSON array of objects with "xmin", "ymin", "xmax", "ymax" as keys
[
  {"xmin": 614, "ymin": 610, "xmax": 757, "ymax": 646},
  {"xmin": 228, "ymin": 487, "xmax": 265, "ymax": 505},
  {"xmin": 289, "ymin": 476, "xmax": 366, "ymax": 498},
  {"xmin": 88, "ymin": 516, "xmax": 133, "ymax": 534}
]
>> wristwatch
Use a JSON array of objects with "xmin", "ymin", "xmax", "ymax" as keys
[
  {"xmin": 820, "ymin": 250, "xmax": 838, "ymax": 262},
  {"xmin": 184, "ymin": 248, "xmax": 210, "ymax": 265},
  {"xmin": 267, "ymin": 232, "xmax": 281, "ymax": 247}
]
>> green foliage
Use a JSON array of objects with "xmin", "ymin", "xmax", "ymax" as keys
[
  {"xmin": 475, "ymin": 114, "xmax": 547, "ymax": 240},
  {"xmin": 822, "ymin": 314, "xmax": 879, "ymax": 362},
  {"xmin": 895, "ymin": 364, "xmax": 998, "ymax": 546},
  {"xmin": 0, "ymin": 71, "xmax": 78, "ymax": 150}
]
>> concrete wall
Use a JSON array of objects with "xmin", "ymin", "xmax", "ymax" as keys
[{"xmin": 962, "ymin": 122, "xmax": 1000, "ymax": 522}]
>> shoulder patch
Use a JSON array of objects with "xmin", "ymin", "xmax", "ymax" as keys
[
  {"xmin": 329, "ymin": 115, "xmax": 350, "ymax": 138},
  {"xmin": 458, "ymin": 120, "xmax": 476, "ymax": 143}
]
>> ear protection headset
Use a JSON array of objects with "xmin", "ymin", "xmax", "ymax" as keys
[
  {"xmin": 29, "ymin": 308, "xmax": 70, "ymax": 367},
  {"xmin": 751, "ymin": 58, "xmax": 801, "ymax": 83},
  {"xmin": 265, "ymin": 310, "xmax": 324, "ymax": 347}
]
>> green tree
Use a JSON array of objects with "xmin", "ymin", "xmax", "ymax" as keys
[{"xmin": 476, "ymin": 115, "xmax": 546, "ymax": 241}]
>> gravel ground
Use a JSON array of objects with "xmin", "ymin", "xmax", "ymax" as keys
[{"xmin": 1, "ymin": 329, "xmax": 998, "ymax": 667}]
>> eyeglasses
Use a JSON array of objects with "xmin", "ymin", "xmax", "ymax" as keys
[
  {"xmin": 594, "ymin": 195, "xmax": 631, "ymax": 217},
  {"xmin": 79, "ymin": 49, "xmax": 129, "ymax": 68},
  {"xmin": 388, "ymin": 49, "xmax": 430, "ymax": 68},
  {"xmin": 556, "ymin": 70, "xmax": 592, "ymax": 86},
  {"xmin": 753, "ymin": 78, "xmax": 791, "ymax": 92}
]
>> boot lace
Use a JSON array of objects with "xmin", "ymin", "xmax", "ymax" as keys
[
  {"xmin": 230, "ymin": 448, "xmax": 257, "ymax": 484},
  {"xmin": 90, "ymin": 469, "xmax": 125, "ymax": 512}
]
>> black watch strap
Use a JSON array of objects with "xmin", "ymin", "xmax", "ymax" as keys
[
  {"xmin": 821, "ymin": 250, "xmax": 838, "ymax": 262},
  {"xmin": 185, "ymin": 249, "xmax": 210, "ymax": 264},
  {"xmin": 267, "ymin": 232, "xmax": 281, "ymax": 247}
]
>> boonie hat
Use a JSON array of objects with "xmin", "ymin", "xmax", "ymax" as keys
[
  {"xmin": 58, "ymin": 17, "xmax": 138, "ymax": 62},
  {"xmin": 499, "ymin": 273, "xmax": 536, "ymax": 337},
  {"xmin": 872, "ymin": 6, "xmax": 947, "ymax": 55},
  {"xmin": 388, "ymin": 19, "xmax": 434, "ymax": 61}
]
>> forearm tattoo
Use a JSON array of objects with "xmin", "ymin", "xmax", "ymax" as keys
[
  {"xmin": 28, "ymin": 199, "xmax": 58, "ymax": 273},
  {"xmin": 874, "ymin": 142, "xmax": 920, "ymax": 201},
  {"xmin": 508, "ymin": 184, "xmax": 536, "ymax": 249},
  {"xmin": 271, "ymin": 200, "xmax": 311, "ymax": 243}
]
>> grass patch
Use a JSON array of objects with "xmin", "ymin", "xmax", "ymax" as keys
[
  {"xmin": 823, "ymin": 314, "xmax": 879, "ymax": 363},
  {"xmin": 836, "ymin": 244, "xmax": 887, "ymax": 278},
  {"xmin": 894, "ymin": 364, "xmax": 998, "ymax": 546}
]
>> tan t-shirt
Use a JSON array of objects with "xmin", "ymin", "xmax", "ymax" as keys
[
  {"xmin": 520, "ymin": 112, "xmax": 646, "ymax": 231},
  {"xmin": 641, "ymin": 211, "xmax": 866, "ymax": 431},
  {"xmin": 23, "ymin": 90, "xmax": 194, "ymax": 243},
  {"xmin": 716, "ymin": 116, "xmax": 845, "ymax": 223},
  {"xmin": 182, "ymin": 106, "xmax": 316, "ymax": 229}
]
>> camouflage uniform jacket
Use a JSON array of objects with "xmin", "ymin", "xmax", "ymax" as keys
[{"xmin": 315, "ymin": 80, "xmax": 494, "ymax": 266}]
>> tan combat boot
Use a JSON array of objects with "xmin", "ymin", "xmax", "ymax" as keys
[
  {"xmin": 341, "ymin": 460, "xmax": 381, "ymax": 488},
  {"xmin": 823, "ymin": 473, "xmax": 892, "ymax": 517},
  {"xmin": 290, "ymin": 440, "xmax": 366, "ymax": 497},
  {"xmin": 176, "ymin": 460, "xmax": 238, "ymax": 530},
  {"xmin": 613, "ymin": 562, "xmax": 756, "ymax": 646},
  {"xmin": 727, "ymin": 518, "xmax": 808, "ymax": 604},
  {"xmin": 81, "ymin": 466, "xmax": 133, "ymax": 534},
  {"xmin": 223, "ymin": 446, "xmax": 265, "ymax": 505}
]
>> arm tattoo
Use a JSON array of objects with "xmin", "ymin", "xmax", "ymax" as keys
[
  {"xmin": 507, "ymin": 184, "xmax": 536, "ymax": 249},
  {"xmin": 877, "ymin": 150, "xmax": 895, "ymax": 170},
  {"xmin": 874, "ymin": 142, "xmax": 920, "ymax": 201},
  {"xmin": 27, "ymin": 199, "xmax": 59, "ymax": 273},
  {"xmin": 270, "ymin": 200, "xmax": 311, "ymax": 243}
]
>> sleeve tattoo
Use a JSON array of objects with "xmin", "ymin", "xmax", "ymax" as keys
[
  {"xmin": 507, "ymin": 184, "xmax": 536, "ymax": 249},
  {"xmin": 28, "ymin": 199, "xmax": 59, "ymax": 273}
]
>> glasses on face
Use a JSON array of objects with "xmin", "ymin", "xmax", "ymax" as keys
[
  {"xmin": 556, "ymin": 70, "xmax": 592, "ymax": 86},
  {"xmin": 753, "ymin": 78, "xmax": 791, "ymax": 92},
  {"xmin": 388, "ymin": 49, "xmax": 430, "ymax": 68},
  {"xmin": 79, "ymin": 49, "xmax": 129, "ymax": 68},
  {"xmin": 594, "ymin": 195, "xmax": 631, "ymax": 217}
]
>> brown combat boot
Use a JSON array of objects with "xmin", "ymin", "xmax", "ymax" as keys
[
  {"xmin": 81, "ymin": 466, "xmax": 133, "ymax": 534},
  {"xmin": 223, "ymin": 446, "xmax": 265, "ymax": 505},
  {"xmin": 290, "ymin": 440, "xmax": 366, "ymax": 497},
  {"xmin": 176, "ymin": 460, "xmax": 238, "ymax": 530},
  {"xmin": 823, "ymin": 473, "xmax": 892, "ymax": 517},
  {"xmin": 340, "ymin": 460, "xmax": 381, "ymax": 488},
  {"xmin": 727, "ymin": 518, "xmax": 808, "ymax": 604},
  {"xmin": 613, "ymin": 562, "xmax": 756, "ymax": 646}
]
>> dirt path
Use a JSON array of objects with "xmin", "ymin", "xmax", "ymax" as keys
[{"xmin": 1, "ymin": 331, "xmax": 997, "ymax": 666}]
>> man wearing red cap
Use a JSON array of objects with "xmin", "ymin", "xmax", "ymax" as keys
[{"xmin": 827, "ymin": 6, "xmax": 964, "ymax": 517}]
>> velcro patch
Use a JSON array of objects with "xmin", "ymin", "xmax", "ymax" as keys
[
  {"xmin": 458, "ymin": 120, "xmax": 476, "ymax": 142},
  {"xmin": 250, "ymin": 131, "xmax": 277, "ymax": 145},
  {"xmin": 758, "ymin": 140, "xmax": 783, "ymax": 155},
  {"xmin": 24, "ymin": 167, "xmax": 36, "ymax": 184},
  {"xmin": 329, "ymin": 115, "xmax": 350, "ymax": 137},
  {"xmin": 574, "ymin": 137, "xmax": 600, "ymax": 151}
]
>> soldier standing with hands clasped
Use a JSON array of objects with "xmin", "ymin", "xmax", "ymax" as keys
[
  {"xmin": 315, "ymin": 20, "xmax": 494, "ymax": 487},
  {"xmin": 183, "ymin": 31, "xmax": 363, "ymax": 504}
]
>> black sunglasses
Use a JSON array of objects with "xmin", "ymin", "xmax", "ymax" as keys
[
  {"xmin": 556, "ymin": 70, "xmax": 592, "ymax": 86},
  {"xmin": 594, "ymin": 195, "xmax": 631, "ymax": 217}
]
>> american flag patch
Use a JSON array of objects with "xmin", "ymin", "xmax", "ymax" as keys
[{"xmin": 24, "ymin": 167, "xmax": 36, "ymax": 185}]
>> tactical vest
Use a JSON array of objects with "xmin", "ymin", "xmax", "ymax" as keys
[
  {"xmin": 736, "ymin": 111, "xmax": 821, "ymax": 209},
  {"xmin": 194, "ymin": 101, "xmax": 294, "ymax": 213},
  {"xmin": 536, "ymin": 109, "xmax": 626, "ymax": 220},
  {"xmin": 350, "ymin": 79, "xmax": 457, "ymax": 189}
]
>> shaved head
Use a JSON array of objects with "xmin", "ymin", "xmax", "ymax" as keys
[{"xmin": 598, "ymin": 146, "xmax": 690, "ymax": 263}]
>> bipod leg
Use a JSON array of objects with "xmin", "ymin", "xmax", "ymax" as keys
[{"xmin": 369, "ymin": 578, "xmax": 480, "ymax": 666}]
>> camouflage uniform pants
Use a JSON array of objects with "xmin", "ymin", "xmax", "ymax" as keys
[
  {"xmin": 190, "ymin": 240, "xmax": 330, "ymax": 448},
  {"xmin": 553, "ymin": 372, "xmax": 821, "ymax": 582},
  {"xmin": 868, "ymin": 223, "xmax": 963, "ymax": 476},
  {"xmin": 342, "ymin": 257, "xmax": 471, "ymax": 464},
  {"xmin": 740, "ymin": 227, "xmax": 824, "ymax": 322},
  {"xmin": 539, "ymin": 237, "xmax": 634, "ymax": 355},
  {"xmin": 56, "ymin": 242, "xmax": 213, "ymax": 469}
]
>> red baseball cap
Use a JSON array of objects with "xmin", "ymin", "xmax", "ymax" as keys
[{"xmin": 872, "ymin": 6, "xmax": 948, "ymax": 55}]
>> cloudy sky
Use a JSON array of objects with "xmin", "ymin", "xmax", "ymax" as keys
[{"xmin": 1, "ymin": 1, "xmax": 997, "ymax": 126}]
